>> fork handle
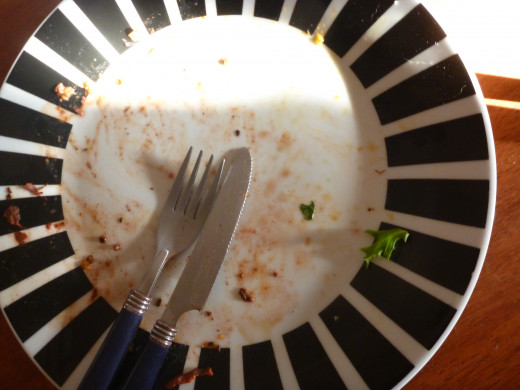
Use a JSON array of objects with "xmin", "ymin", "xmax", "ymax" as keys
[
  {"xmin": 77, "ymin": 290, "xmax": 150, "ymax": 390},
  {"xmin": 122, "ymin": 320, "xmax": 176, "ymax": 390}
]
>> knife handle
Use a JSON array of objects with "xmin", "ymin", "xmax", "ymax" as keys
[
  {"xmin": 77, "ymin": 290, "xmax": 150, "ymax": 390},
  {"xmin": 122, "ymin": 320, "xmax": 177, "ymax": 390}
]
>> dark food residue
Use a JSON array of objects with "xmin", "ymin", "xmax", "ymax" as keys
[
  {"xmin": 239, "ymin": 287, "xmax": 254, "ymax": 302},
  {"xmin": 14, "ymin": 231, "xmax": 28, "ymax": 245},
  {"xmin": 3, "ymin": 205, "xmax": 23, "ymax": 228},
  {"xmin": 164, "ymin": 367, "xmax": 213, "ymax": 389},
  {"xmin": 23, "ymin": 182, "xmax": 43, "ymax": 196}
]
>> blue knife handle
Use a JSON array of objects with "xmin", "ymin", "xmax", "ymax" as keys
[
  {"xmin": 122, "ymin": 320, "xmax": 176, "ymax": 390},
  {"xmin": 78, "ymin": 290, "xmax": 150, "ymax": 390}
]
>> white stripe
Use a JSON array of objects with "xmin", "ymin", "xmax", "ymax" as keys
[
  {"xmin": 375, "ymin": 260, "xmax": 463, "ymax": 308},
  {"xmin": 0, "ymin": 83, "xmax": 60, "ymax": 119},
  {"xmin": 366, "ymin": 39, "xmax": 454, "ymax": 98},
  {"xmin": 0, "ymin": 254, "xmax": 78, "ymax": 308},
  {"xmin": 163, "ymin": 0, "xmax": 184, "ymax": 24},
  {"xmin": 230, "ymin": 345, "xmax": 245, "ymax": 390},
  {"xmin": 0, "ymin": 221, "xmax": 63, "ymax": 254},
  {"xmin": 342, "ymin": 285, "xmax": 428, "ymax": 364},
  {"xmin": 270, "ymin": 333, "xmax": 300, "ymax": 389},
  {"xmin": 24, "ymin": 37, "xmax": 94, "ymax": 87},
  {"xmin": 0, "ymin": 184, "xmax": 61, "ymax": 203},
  {"xmin": 114, "ymin": 0, "xmax": 148, "ymax": 34},
  {"xmin": 205, "ymin": 0, "xmax": 218, "ymax": 17},
  {"xmin": 58, "ymin": 0, "xmax": 120, "ymax": 63},
  {"xmin": 313, "ymin": 0, "xmax": 349, "ymax": 36},
  {"xmin": 278, "ymin": 0, "xmax": 298, "ymax": 25},
  {"xmin": 242, "ymin": 0, "xmax": 255, "ymax": 17},
  {"xmin": 309, "ymin": 316, "xmax": 369, "ymax": 390},
  {"xmin": 341, "ymin": 0, "xmax": 418, "ymax": 64},
  {"xmin": 0, "ymin": 135, "xmax": 65, "ymax": 158},
  {"xmin": 382, "ymin": 210, "xmax": 486, "ymax": 249},
  {"xmin": 385, "ymin": 160, "xmax": 492, "ymax": 181},
  {"xmin": 379, "ymin": 95, "xmax": 482, "ymax": 138},
  {"xmin": 24, "ymin": 290, "xmax": 94, "ymax": 356}
]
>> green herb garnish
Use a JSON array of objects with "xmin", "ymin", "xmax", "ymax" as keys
[
  {"xmin": 300, "ymin": 201, "xmax": 315, "ymax": 221},
  {"xmin": 361, "ymin": 228, "xmax": 409, "ymax": 268}
]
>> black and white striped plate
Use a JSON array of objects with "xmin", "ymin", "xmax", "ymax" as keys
[{"xmin": 0, "ymin": 0, "xmax": 496, "ymax": 389}]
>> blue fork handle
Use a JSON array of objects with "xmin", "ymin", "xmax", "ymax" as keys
[
  {"xmin": 122, "ymin": 320, "xmax": 176, "ymax": 390},
  {"xmin": 78, "ymin": 291, "xmax": 150, "ymax": 390}
]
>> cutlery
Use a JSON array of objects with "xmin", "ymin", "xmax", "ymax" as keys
[
  {"xmin": 78, "ymin": 147, "xmax": 222, "ymax": 390},
  {"xmin": 122, "ymin": 147, "xmax": 252, "ymax": 390}
]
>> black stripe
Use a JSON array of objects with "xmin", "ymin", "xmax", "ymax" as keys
[
  {"xmin": 320, "ymin": 295, "xmax": 413, "ymax": 390},
  {"xmin": 74, "ymin": 0, "xmax": 130, "ymax": 54},
  {"xmin": 177, "ymin": 0, "xmax": 206, "ymax": 20},
  {"xmin": 289, "ymin": 0, "xmax": 331, "ymax": 35},
  {"xmin": 385, "ymin": 114, "xmax": 489, "ymax": 166},
  {"xmin": 6, "ymin": 52, "xmax": 87, "ymax": 114},
  {"xmin": 324, "ymin": 0, "xmax": 394, "ymax": 57},
  {"xmin": 35, "ymin": 9, "xmax": 110, "ymax": 81},
  {"xmin": 243, "ymin": 340, "xmax": 283, "ymax": 390},
  {"xmin": 4, "ymin": 267, "xmax": 92, "ymax": 342},
  {"xmin": 372, "ymin": 55, "xmax": 475, "ymax": 125},
  {"xmin": 131, "ymin": 0, "xmax": 171, "ymax": 33},
  {"xmin": 0, "ymin": 99, "xmax": 71, "ymax": 148},
  {"xmin": 254, "ymin": 0, "xmax": 284, "ymax": 21},
  {"xmin": 378, "ymin": 222, "xmax": 480, "ymax": 295},
  {"xmin": 0, "ymin": 151, "xmax": 62, "ymax": 186},
  {"xmin": 0, "ymin": 232, "xmax": 73, "ymax": 291},
  {"xmin": 385, "ymin": 179, "xmax": 489, "ymax": 228},
  {"xmin": 283, "ymin": 322, "xmax": 347, "ymax": 390},
  {"xmin": 216, "ymin": 0, "xmax": 243, "ymax": 15},
  {"xmin": 351, "ymin": 264, "xmax": 457, "ymax": 349},
  {"xmin": 0, "ymin": 195, "xmax": 64, "ymax": 236},
  {"xmin": 34, "ymin": 297, "xmax": 117, "ymax": 386},
  {"xmin": 194, "ymin": 347, "xmax": 230, "ymax": 390},
  {"xmin": 351, "ymin": 5, "xmax": 446, "ymax": 88}
]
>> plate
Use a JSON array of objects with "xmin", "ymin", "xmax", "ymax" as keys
[{"xmin": 0, "ymin": 0, "xmax": 496, "ymax": 389}]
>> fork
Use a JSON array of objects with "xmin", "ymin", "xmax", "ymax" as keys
[{"xmin": 78, "ymin": 147, "xmax": 222, "ymax": 390}]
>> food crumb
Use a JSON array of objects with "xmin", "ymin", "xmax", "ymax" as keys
[
  {"xmin": 273, "ymin": 271, "xmax": 279, "ymax": 277},
  {"xmin": 313, "ymin": 33, "xmax": 324, "ymax": 45},
  {"xmin": 81, "ymin": 255, "xmax": 95, "ymax": 270},
  {"xmin": 23, "ymin": 183, "xmax": 43, "ymax": 196},
  {"xmin": 99, "ymin": 234, "xmax": 107, "ymax": 244},
  {"xmin": 239, "ymin": 287, "xmax": 254, "ymax": 302},
  {"xmin": 115, "ymin": 79, "xmax": 123, "ymax": 85},
  {"xmin": 113, "ymin": 243, "xmax": 122, "ymax": 251},
  {"xmin": 54, "ymin": 82, "xmax": 75, "ymax": 101},
  {"xmin": 165, "ymin": 367, "xmax": 213, "ymax": 389},
  {"xmin": 218, "ymin": 58, "xmax": 228, "ymax": 65},
  {"xmin": 14, "ymin": 231, "xmax": 28, "ymax": 246},
  {"xmin": 127, "ymin": 29, "xmax": 140, "ymax": 42},
  {"xmin": 234, "ymin": 129, "xmax": 240, "ymax": 136},
  {"xmin": 3, "ymin": 205, "xmax": 23, "ymax": 228}
]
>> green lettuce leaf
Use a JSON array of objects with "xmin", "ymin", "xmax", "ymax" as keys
[{"xmin": 361, "ymin": 228, "xmax": 409, "ymax": 267}]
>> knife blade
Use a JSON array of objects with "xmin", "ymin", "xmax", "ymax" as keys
[{"xmin": 122, "ymin": 147, "xmax": 252, "ymax": 390}]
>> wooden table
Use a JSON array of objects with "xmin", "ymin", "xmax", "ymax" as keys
[{"xmin": 1, "ymin": 1, "xmax": 518, "ymax": 388}]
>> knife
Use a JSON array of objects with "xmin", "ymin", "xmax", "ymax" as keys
[{"xmin": 122, "ymin": 147, "xmax": 252, "ymax": 390}]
